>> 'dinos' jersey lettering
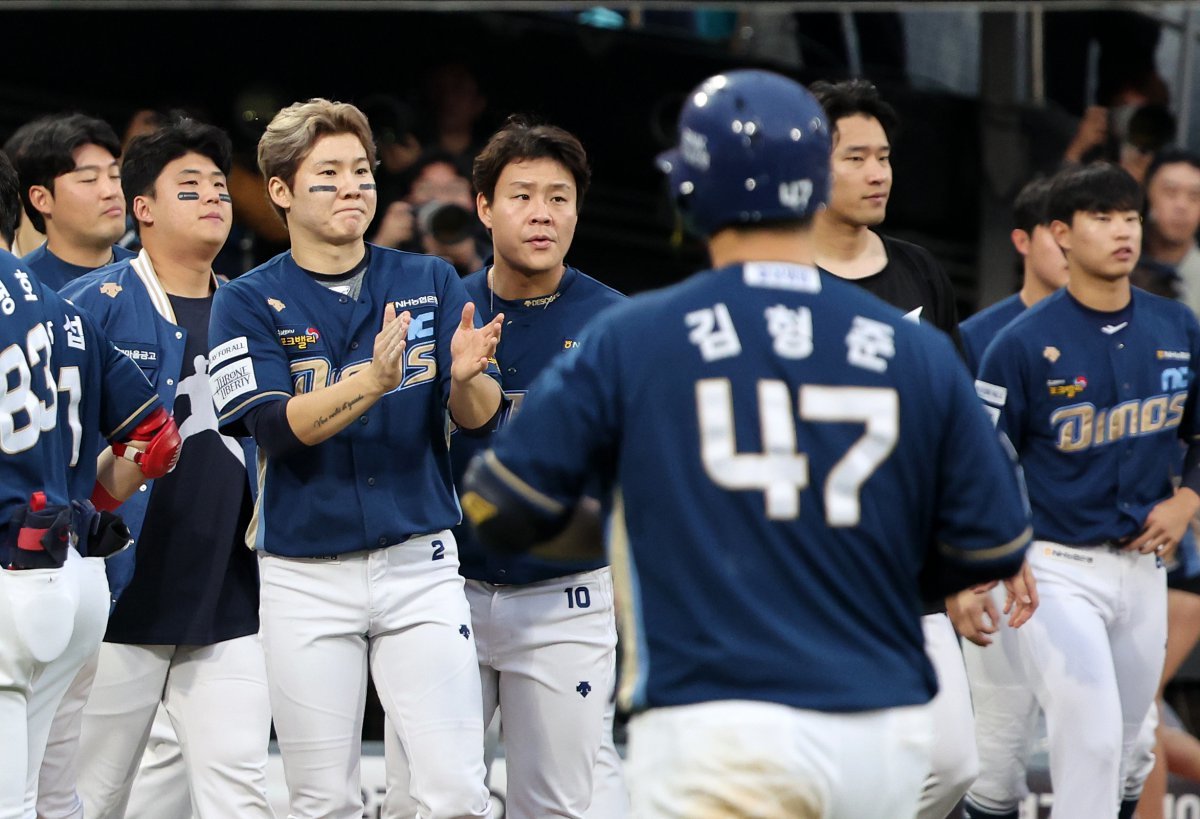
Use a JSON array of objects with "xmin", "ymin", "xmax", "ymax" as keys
[
  {"xmin": 977, "ymin": 288, "xmax": 1200, "ymax": 546},
  {"xmin": 208, "ymin": 246, "xmax": 499, "ymax": 557},
  {"xmin": 451, "ymin": 265, "xmax": 625, "ymax": 585},
  {"xmin": 960, "ymin": 293, "xmax": 1026, "ymax": 377},
  {"xmin": 481, "ymin": 263, "xmax": 1031, "ymax": 713}
]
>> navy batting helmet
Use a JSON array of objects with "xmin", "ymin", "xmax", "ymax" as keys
[{"xmin": 657, "ymin": 70, "xmax": 831, "ymax": 235}]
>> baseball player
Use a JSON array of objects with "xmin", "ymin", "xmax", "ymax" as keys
[
  {"xmin": 5, "ymin": 113, "xmax": 174, "ymax": 819},
  {"xmin": 809, "ymin": 78, "xmax": 988, "ymax": 819},
  {"xmin": 960, "ymin": 176, "xmax": 1069, "ymax": 376},
  {"xmin": 8, "ymin": 114, "xmax": 135, "ymax": 289},
  {"xmin": 384, "ymin": 116, "xmax": 629, "ymax": 819},
  {"xmin": 60, "ymin": 119, "xmax": 272, "ymax": 819},
  {"xmin": 959, "ymin": 176, "xmax": 1066, "ymax": 819},
  {"xmin": 975, "ymin": 162, "xmax": 1200, "ymax": 818},
  {"xmin": 207, "ymin": 98, "xmax": 501, "ymax": 819},
  {"xmin": 0, "ymin": 151, "xmax": 179, "ymax": 819},
  {"xmin": 1135, "ymin": 149, "xmax": 1200, "ymax": 819},
  {"xmin": 461, "ymin": 69, "xmax": 1035, "ymax": 819}
]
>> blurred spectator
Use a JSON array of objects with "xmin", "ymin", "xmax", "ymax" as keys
[
  {"xmin": 121, "ymin": 108, "xmax": 169, "ymax": 155},
  {"xmin": 360, "ymin": 93, "xmax": 424, "ymax": 240},
  {"xmin": 1064, "ymin": 102, "xmax": 1175, "ymax": 186},
  {"xmin": 1141, "ymin": 149, "xmax": 1200, "ymax": 312},
  {"xmin": 422, "ymin": 63, "xmax": 487, "ymax": 178},
  {"xmin": 1044, "ymin": 10, "xmax": 1162, "ymax": 118},
  {"xmin": 223, "ymin": 85, "xmax": 290, "ymax": 276},
  {"xmin": 372, "ymin": 152, "xmax": 485, "ymax": 276},
  {"xmin": 1061, "ymin": 63, "xmax": 1174, "ymax": 185}
]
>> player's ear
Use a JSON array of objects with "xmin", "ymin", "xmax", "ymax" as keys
[
  {"xmin": 476, "ymin": 191, "xmax": 492, "ymax": 230},
  {"xmin": 1010, "ymin": 228, "xmax": 1031, "ymax": 257},
  {"xmin": 27, "ymin": 185, "xmax": 53, "ymax": 217},
  {"xmin": 132, "ymin": 194, "xmax": 154, "ymax": 227},
  {"xmin": 267, "ymin": 176, "xmax": 293, "ymax": 212},
  {"xmin": 1050, "ymin": 219, "xmax": 1072, "ymax": 252}
]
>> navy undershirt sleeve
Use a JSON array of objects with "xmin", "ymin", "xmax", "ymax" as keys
[{"xmin": 242, "ymin": 398, "xmax": 304, "ymax": 457}]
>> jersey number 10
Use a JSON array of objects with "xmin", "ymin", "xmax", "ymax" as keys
[{"xmin": 697, "ymin": 379, "xmax": 898, "ymax": 525}]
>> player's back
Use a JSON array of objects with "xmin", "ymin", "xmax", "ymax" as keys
[
  {"xmin": 0, "ymin": 253, "xmax": 71, "ymax": 524},
  {"xmin": 569, "ymin": 262, "xmax": 1028, "ymax": 713}
]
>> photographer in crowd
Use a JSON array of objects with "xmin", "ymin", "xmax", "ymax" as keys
[{"xmin": 371, "ymin": 152, "xmax": 485, "ymax": 275}]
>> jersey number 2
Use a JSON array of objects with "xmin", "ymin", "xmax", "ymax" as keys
[{"xmin": 696, "ymin": 379, "xmax": 898, "ymax": 525}]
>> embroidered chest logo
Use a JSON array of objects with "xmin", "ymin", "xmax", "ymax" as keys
[
  {"xmin": 100, "ymin": 282, "xmax": 122, "ymax": 298},
  {"xmin": 277, "ymin": 327, "xmax": 321, "ymax": 350},
  {"xmin": 1163, "ymin": 367, "xmax": 1191, "ymax": 392},
  {"xmin": 1043, "ymin": 346, "xmax": 1061, "ymax": 363},
  {"xmin": 267, "ymin": 298, "xmax": 286, "ymax": 312},
  {"xmin": 1047, "ymin": 376, "xmax": 1087, "ymax": 398}
]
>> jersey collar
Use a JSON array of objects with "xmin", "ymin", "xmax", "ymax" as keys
[{"xmin": 130, "ymin": 249, "xmax": 220, "ymax": 325}]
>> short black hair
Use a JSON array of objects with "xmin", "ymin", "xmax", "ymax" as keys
[
  {"xmin": 1144, "ymin": 147, "xmax": 1200, "ymax": 191},
  {"xmin": 0, "ymin": 152, "xmax": 20, "ymax": 248},
  {"xmin": 808, "ymin": 79, "xmax": 900, "ymax": 144},
  {"xmin": 1012, "ymin": 176, "xmax": 1054, "ymax": 235},
  {"xmin": 1046, "ymin": 162, "xmax": 1143, "ymax": 225},
  {"xmin": 121, "ymin": 118, "xmax": 232, "ymax": 220},
  {"xmin": 6, "ymin": 114, "xmax": 121, "ymax": 233},
  {"xmin": 410, "ymin": 149, "xmax": 466, "ymax": 183},
  {"xmin": 473, "ymin": 115, "xmax": 591, "ymax": 210}
]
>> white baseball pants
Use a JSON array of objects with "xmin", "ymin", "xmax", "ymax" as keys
[
  {"xmin": 0, "ymin": 551, "xmax": 108, "ymax": 819},
  {"xmin": 627, "ymin": 698, "xmax": 932, "ymax": 819},
  {"xmin": 258, "ymin": 532, "xmax": 491, "ymax": 819},
  {"xmin": 75, "ymin": 635, "xmax": 273, "ymax": 819},
  {"xmin": 1017, "ymin": 542, "xmax": 1166, "ymax": 818}
]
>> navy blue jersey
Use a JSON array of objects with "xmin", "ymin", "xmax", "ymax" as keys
[
  {"xmin": 474, "ymin": 262, "xmax": 1031, "ymax": 713},
  {"xmin": 978, "ymin": 288, "xmax": 1200, "ymax": 546},
  {"xmin": 0, "ymin": 255, "xmax": 72, "ymax": 524},
  {"xmin": 22, "ymin": 243, "xmax": 135, "ymax": 291},
  {"xmin": 209, "ymin": 246, "xmax": 500, "ymax": 557},
  {"xmin": 0, "ymin": 254, "xmax": 157, "ymax": 536},
  {"xmin": 452, "ymin": 265, "xmax": 625, "ymax": 584},
  {"xmin": 961, "ymin": 293, "xmax": 1026, "ymax": 377},
  {"xmin": 51, "ymin": 290, "xmax": 160, "ymax": 502}
]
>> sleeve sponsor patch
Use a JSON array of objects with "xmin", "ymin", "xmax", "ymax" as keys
[
  {"xmin": 975, "ymin": 380, "xmax": 1007, "ymax": 407},
  {"xmin": 210, "ymin": 359, "xmax": 258, "ymax": 411},
  {"xmin": 209, "ymin": 336, "xmax": 249, "ymax": 370}
]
